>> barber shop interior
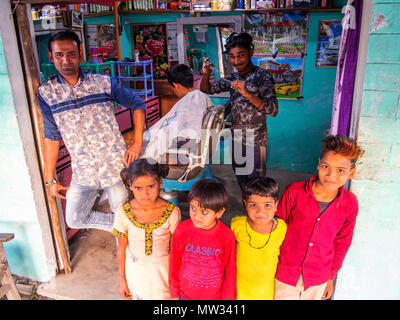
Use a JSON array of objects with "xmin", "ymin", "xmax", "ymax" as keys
[{"xmin": 3, "ymin": 0, "xmax": 381, "ymax": 301}]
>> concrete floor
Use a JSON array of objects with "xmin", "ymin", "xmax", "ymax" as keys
[{"xmin": 37, "ymin": 164, "xmax": 314, "ymax": 300}]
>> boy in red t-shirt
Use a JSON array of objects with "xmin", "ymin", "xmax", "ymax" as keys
[
  {"xmin": 169, "ymin": 179, "xmax": 236, "ymax": 300},
  {"xmin": 274, "ymin": 135, "xmax": 364, "ymax": 300}
]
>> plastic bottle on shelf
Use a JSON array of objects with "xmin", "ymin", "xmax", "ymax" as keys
[
  {"xmin": 90, "ymin": 48, "xmax": 98, "ymax": 63},
  {"xmin": 134, "ymin": 50, "xmax": 140, "ymax": 62}
]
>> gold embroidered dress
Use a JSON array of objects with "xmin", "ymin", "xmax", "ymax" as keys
[{"xmin": 113, "ymin": 201, "xmax": 181, "ymax": 300}]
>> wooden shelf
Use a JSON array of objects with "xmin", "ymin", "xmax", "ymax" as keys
[
  {"xmin": 84, "ymin": 11, "xmax": 115, "ymax": 18},
  {"xmin": 234, "ymin": 7, "xmax": 342, "ymax": 12},
  {"xmin": 82, "ymin": 7, "xmax": 342, "ymax": 18},
  {"xmin": 120, "ymin": 10, "xmax": 190, "ymax": 15}
]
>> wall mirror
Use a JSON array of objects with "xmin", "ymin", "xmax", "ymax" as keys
[{"xmin": 176, "ymin": 15, "xmax": 242, "ymax": 98}]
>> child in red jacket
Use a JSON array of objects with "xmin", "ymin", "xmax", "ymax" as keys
[
  {"xmin": 169, "ymin": 179, "xmax": 236, "ymax": 300},
  {"xmin": 274, "ymin": 135, "xmax": 364, "ymax": 300}
]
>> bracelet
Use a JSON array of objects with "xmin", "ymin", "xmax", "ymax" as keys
[
  {"xmin": 45, "ymin": 179, "xmax": 57, "ymax": 188},
  {"xmin": 256, "ymin": 101, "xmax": 264, "ymax": 110}
]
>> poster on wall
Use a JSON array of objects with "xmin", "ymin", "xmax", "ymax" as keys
[
  {"xmin": 315, "ymin": 19, "xmax": 343, "ymax": 68},
  {"xmin": 244, "ymin": 12, "xmax": 309, "ymax": 99},
  {"xmin": 252, "ymin": 56, "xmax": 303, "ymax": 97},
  {"xmin": 131, "ymin": 23, "xmax": 169, "ymax": 79}
]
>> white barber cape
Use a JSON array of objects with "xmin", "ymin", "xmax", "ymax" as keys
[{"xmin": 140, "ymin": 89, "xmax": 214, "ymax": 162}]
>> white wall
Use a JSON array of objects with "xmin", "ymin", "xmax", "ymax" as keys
[{"xmin": 0, "ymin": 2, "xmax": 57, "ymax": 282}]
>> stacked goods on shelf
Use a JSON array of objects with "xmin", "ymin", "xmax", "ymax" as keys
[
  {"xmin": 251, "ymin": 0, "xmax": 329, "ymax": 9},
  {"xmin": 121, "ymin": 0, "xmax": 155, "ymax": 11},
  {"xmin": 293, "ymin": 0, "xmax": 321, "ymax": 7}
]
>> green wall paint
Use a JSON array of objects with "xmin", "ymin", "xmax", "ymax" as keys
[
  {"xmin": 0, "ymin": 35, "xmax": 51, "ymax": 282},
  {"xmin": 334, "ymin": 0, "xmax": 400, "ymax": 299},
  {"xmin": 267, "ymin": 11, "xmax": 343, "ymax": 173}
]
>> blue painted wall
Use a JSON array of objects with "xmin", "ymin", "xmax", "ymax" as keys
[{"xmin": 267, "ymin": 11, "xmax": 343, "ymax": 173}]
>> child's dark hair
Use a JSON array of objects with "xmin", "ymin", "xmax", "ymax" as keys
[
  {"xmin": 242, "ymin": 177, "xmax": 280, "ymax": 203},
  {"xmin": 188, "ymin": 179, "xmax": 229, "ymax": 213},
  {"xmin": 224, "ymin": 32, "xmax": 254, "ymax": 53},
  {"xmin": 48, "ymin": 31, "xmax": 81, "ymax": 52},
  {"xmin": 120, "ymin": 158, "xmax": 169, "ymax": 200},
  {"xmin": 321, "ymin": 135, "xmax": 364, "ymax": 168},
  {"xmin": 166, "ymin": 64, "xmax": 193, "ymax": 89}
]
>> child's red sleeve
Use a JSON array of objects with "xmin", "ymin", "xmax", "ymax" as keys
[
  {"xmin": 276, "ymin": 186, "xmax": 292, "ymax": 221},
  {"xmin": 221, "ymin": 230, "xmax": 237, "ymax": 300},
  {"xmin": 330, "ymin": 197, "xmax": 359, "ymax": 280},
  {"xmin": 169, "ymin": 226, "xmax": 181, "ymax": 299}
]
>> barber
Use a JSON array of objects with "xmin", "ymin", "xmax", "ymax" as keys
[{"xmin": 200, "ymin": 32, "xmax": 278, "ymax": 189}]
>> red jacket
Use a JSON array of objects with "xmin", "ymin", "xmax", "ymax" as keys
[
  {"xmin": 169, "ymin": 219, "xmax": 237, "ymax": 300},
  {"xmin": 275, "ymin": 176, "xmax": 358, "ymax": 289}
]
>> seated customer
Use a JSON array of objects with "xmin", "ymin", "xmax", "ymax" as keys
[{"xmin": 140, "ymin": 64, "xmax": 214, "ymax": 163}]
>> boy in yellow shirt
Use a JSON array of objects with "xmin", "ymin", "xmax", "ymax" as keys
[{"xmin": 231, "ymin": 177, "xmax": 287, "ymax": 300}]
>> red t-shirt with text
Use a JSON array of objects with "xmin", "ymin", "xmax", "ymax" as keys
[{"xmin": 169, "ymin": 219, "xmax": 237, "ymax": 300}]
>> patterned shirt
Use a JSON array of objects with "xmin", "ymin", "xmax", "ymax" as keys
[
  {"xmin": 38, "ymin": 71, "xmax": 145, "ymax": 189},
  {"xmin": 207, "ymin": 66, "xmax": 278, "ymax": 146}
]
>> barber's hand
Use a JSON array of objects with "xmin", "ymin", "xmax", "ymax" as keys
[
  {"xmin": 49, "ymin": 182, "xmax": 70, "ymax": 200},
  {"xmin": 124, "ymin": 141, "xmax": 141, "ymax": 166},
  {"xmin": 202, "ymin": 57, "xmax": 213, "ymax": 74},
  {"xmin": 231, "ymin": 80, "xmax": 251, "ymax": 99}
]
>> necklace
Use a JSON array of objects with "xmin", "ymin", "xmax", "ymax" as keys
[{"xmin": 246, "ymin": 218, "xmax": 276, "ymax": 249}]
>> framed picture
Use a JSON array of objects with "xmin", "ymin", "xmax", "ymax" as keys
[
  {"xmin": 252, "ymin": 55, "xmax": 304, "ymax": 99},
  {"xmin": 131, "ymin": 23, "xmax": 169, "ymax": 79},
  {"xmin": 155, "ymin": 0, "xmax": 167, "ymax": 10},
  {"xmin": 315, "ymin": 19, "xmax": 343, "ymax": 68},
  {"xmin": 71, "ymin": 10, "xmax": 83, "ymax": 28},
  {"xmin": 244, "ymin": 11, "xmax": 308, "ymax": 100}
]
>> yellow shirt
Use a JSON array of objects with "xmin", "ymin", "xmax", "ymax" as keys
[{"xmin": 231, "ymin": 215, "xmax": 287, "ymax": 300}]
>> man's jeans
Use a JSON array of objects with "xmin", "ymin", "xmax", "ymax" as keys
[{"xmin": 65, "ymin": 180, "xmax": 128, "ymax": 232}]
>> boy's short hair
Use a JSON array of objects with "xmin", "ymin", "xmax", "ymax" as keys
[
  {"xmin": 242, "ymin": 177, "xmax": 280, "ymax": 203},
  {"xmin": 188, "ymin": 179, "xmax": 229, "ymax": 213},
  {"xmin": 48, "ymin": 31, "xmax": 81, "ymax": 52},
  {"xmin": 224, "ymin": 32, "xmax": 254, "ymax": 53},
  {"xmin": 321, "ymin": 135, "xmax": 364, "ymax": 168},
  {"xmin": 166, "ymin": 64, "xmax": 193, "ymax": 89}
]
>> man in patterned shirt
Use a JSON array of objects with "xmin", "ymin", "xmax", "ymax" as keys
[
  {"xmin": 200, "ymin": 32, "xmax": 278, "ymax": 189},
  {"xmin": 38, "ymin": 31, "xmax": 145, "ymax": 232}
]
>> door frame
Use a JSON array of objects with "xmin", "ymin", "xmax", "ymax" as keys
[{"xmin": 10, "ymin": 2, "xmax": 72, "ymax": 273}]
